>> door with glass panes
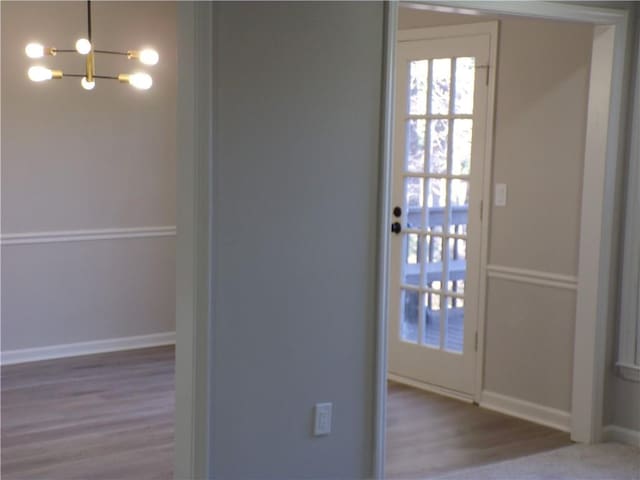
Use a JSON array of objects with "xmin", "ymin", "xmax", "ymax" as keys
[{"xmin": 388, "ymin": 32, "xmax": 491, "ymax": 395}]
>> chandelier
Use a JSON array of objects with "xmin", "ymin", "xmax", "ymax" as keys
[{"xmin": 25, "ymin": 1, "xmax": 158, "ymax": 91}]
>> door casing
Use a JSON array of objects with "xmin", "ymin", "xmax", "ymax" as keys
[
  {"xmin": 387, "ymin": 21, "xmax": 499, "ymax": 399},
  {"xmin": 374, "ymin": 2, "xmax": 632, "ymax": 478},
  {"xmin": 174, "ymin": 2, "xmax": 214, "ymax": 478}
]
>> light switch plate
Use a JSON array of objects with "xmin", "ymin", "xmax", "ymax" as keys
[
  {"xmin": 495, "ymin": 183, "xmax": 507, "ymax": 207},
  {"xmin": 314, "ymin": 403, "xmax": 332, "ymax": 436}
]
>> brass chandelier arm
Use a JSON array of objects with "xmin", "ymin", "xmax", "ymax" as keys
[
  {"xmin": 94, "ymin": 49, "xmax": 129, "ymax": 56},
  {"xmin": 44, "ymin": 49, "xmax": 137, "ymax": 58},
  {"xmin": 86, "ymin": 51, "xmax": 94, "ymax": 82},
  {"xmin": 63, "ymin": 73, "xmax": 119, "ymax": 80}
]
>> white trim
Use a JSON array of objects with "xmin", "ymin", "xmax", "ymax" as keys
[
  {"xmin": 375, "ymin": 2, "xmax": 631, "ymax": 472},
  {"xmin": 572, "ymin": 18, "xmax": 630, "ymax": 444},
  {"xmin": 602, "ymin": 425, "xmax": 640, "ymax": 448},
  {"xmin": 174, "ymin": 2, "xmax": 213, "ymax": 478},
  {"xmin": 397, "ymin": 21, "xmax": 498, "ymax": 42},
  {"xmin": 406, "ymin": 1, "xmax": 625, "ymax": 25},
  {"xmin": 174, "ymin": 3, "xmax": 198, "ymax": 477},
  {"xmin": 395, "ymin": 20, "xmax": 500, "ymax": 408},
  {"xmin": 1, "ymin": 226, "xmax": 176, "ymax": 246},
  {"xmin": 617, "ymin": 14, "xmax": 640, "ymax": 381},
  {"xmin": 616, "ymin": 363, "xmax": 640, "ymax": 383},
  {"xmin": 388, "ymin": 373, "xmax": 473, "ymax": 404},
  {"xmin": 486, "ymin": 265, "xmax": 578, "ymax": 291},
  {"xmin": 373, "ymin": 3, "xmax": 397, "ymax": 478},
  {"xmin": 388, "ymin": 19, "xmax": 498, "ymax": 403},
  {"xmin": 480, "ymin": 390, "xmax": 571, "ymax": 433},
  {"xmin": 1, "ymin": 332, "xmax": 175, "ymax": 366},
  {"xmin": 474, "ymin": 19, "xmax": 499, "ymax": 406}
]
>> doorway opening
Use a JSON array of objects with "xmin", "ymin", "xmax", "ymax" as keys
[
  {"xmin": 388, "ymin": 20, "xmax": 495, "ymax": 398},
  {"xmin": 380, "ymin": 3, "xmax": 629, "ymax": 477},
  {"xmin": 0, "ymin": 2, "xmax": 178, "ymax": 479}
]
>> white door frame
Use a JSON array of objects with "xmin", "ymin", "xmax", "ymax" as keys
[
  {"xmin": 174, "ymin": 2, "xmax": 215, "ymax": 478},
  {"xmin": 374, "ymin": 1, "xmax": 632, "ymax": 477},
  {"xmin": 388, "ymin": 21, "xmax": 499, "ymax": 398}
]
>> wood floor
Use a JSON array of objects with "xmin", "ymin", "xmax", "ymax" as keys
[
  {"xmin": 2, "ymin": 348, "xmax": 571, "ymax": 479},
  {"xmin": 385, "ymin": 381, "xmax": 572, "ymax": 478},
  {"xmin": 1, "ymin": 346, "xmax": 174, "ymax": 480}
]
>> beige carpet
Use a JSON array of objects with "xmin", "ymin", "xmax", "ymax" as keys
[{"xmin": 430, "ymin": 443, "xmax": 640, "ymax": 480}]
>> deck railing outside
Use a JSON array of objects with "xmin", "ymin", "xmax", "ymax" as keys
[{"xmin": 403, "ymin": 205, "xmax": 467, "ymax": 351}]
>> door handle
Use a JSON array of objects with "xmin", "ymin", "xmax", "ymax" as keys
[{"xmin": 391, "ymin": 222, "xmax": 402, "ymax": 235}]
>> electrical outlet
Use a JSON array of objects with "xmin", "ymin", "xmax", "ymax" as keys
[{"xmin": 314, "ymin": 403, "xmax": 332, "ymax": 436}]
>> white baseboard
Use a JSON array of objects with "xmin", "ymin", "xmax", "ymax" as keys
[
  {"xmin": 480, "ymin": 390, "xmax": 571, "ymax": 432},
  {"xmin": 616, "ymin": 362, "xmax": 640, "ymax": 382},
  {"xmin": 388, "ymin": 373, "xmax": 474, "ymax": 403},
  {"xmin": 603, "ymin": 425, "xmax": 640, "ymax": 447},
  {"xmin": 1, "ymin": 332, "xmax": 175, "ymax": 365}
]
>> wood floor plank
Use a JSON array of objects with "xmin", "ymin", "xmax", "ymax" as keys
[
  {"xmin": 1, "ymin": 346, "xmax": 175, "ymax": 480},
  {"xmin": 385, "ymin": 381, "xmax": 572, "ymax": 478},
  {"xmin": 3, "ymin": 349, "xmax": 572, "ymax": 479}
]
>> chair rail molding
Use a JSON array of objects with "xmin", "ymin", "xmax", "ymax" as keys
[
  {"xmin": 486, "ymin": 264, "xmax": 578, "ymax": 291},
  {"xmin": 1, "ymin": 226, "xmax": 176, "ymax": 246}
]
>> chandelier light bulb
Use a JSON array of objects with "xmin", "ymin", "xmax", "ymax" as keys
[
  {"xmin": 138, "ymin": 49, "xmax": 159, "ymax": 66},
  {"xmin": 24, "ymin": 1, "xmax": 159, "ymax": 91},
  {"xmin": 128, "ymin": 72, "xmax": 152, "ymax": 90},
  {"xmin": 75, "ymin": 38, "xmax": 92, "ymax": 55},
  {"xmin": 81, "ymin": 77, "xmax": 95, "ymax": 90},
  {"xmin": 28, "ymin": 66, "xmax": 53, "ymax": 82},
  {"xmin": 25, "ymin": 43, "xmax": 45, "ymax": 58}
]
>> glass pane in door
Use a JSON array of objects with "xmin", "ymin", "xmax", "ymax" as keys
[
  {"xmin": 444, "ymin": 296, "xmax": 464, "ymax": 352},
  {"xmin": 450, "ymin": 179, "xmax": 469, "ymax": 208},
  {"xmin": 401, "ymin": 289, "xmax": 419, "ymax": 343},
  {"xmin": 446, "ymin": 237, "xmax": 466, "ymax": 284},
  {"xmin": 398, "ymin": 55, "xmax": 476, "ymax": 354},
  {"xmin": 423, "ymin": 292, "xmax": 440, "ymax": 348},
  {"xmin": 428, "ymin": 119, "xmax": 448, "ymax": 175},
  {"xmin": 424, "ymin": 234, "xmax": 443, "ymax": 288},
  {"xmin": 430, "ymin": 58, "xmax": 451, "ymax": 114},
  {"xmin": 401, "ymin": 234, "xmax": 420, "ymax": 286},
  {"xmin": 405, "ymin": 177, "xmax": 424, "ymax": 229},
  {"xmin": 452, "ymin": 119, "xmax": 472, "ymax": 175},
  {"xmin": 454, "ymin": 57, "xmax": 475, "ymax": 114},
  {"xmin": 406, "ymin": 119, "xmax": 426, "ymax": 173},
  {"xmin": 409, "ymin": 60, "xmax": 429, "ymax": 115}
]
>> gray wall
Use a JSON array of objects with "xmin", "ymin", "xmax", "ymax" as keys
[
  {"xmin": 208, "ymin": 2, "xmax": 383, "ymax": 477},
  {"xmin": 1, "ymin": 1, "xmax": 177, "ymax": 350},
  {"xmin": 399, "ymin": 8, "xmax": 593, "ymax": 413},
  {"xmin": 2, "ymin": 239, "xmax": 176, "ymax": 349}
]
